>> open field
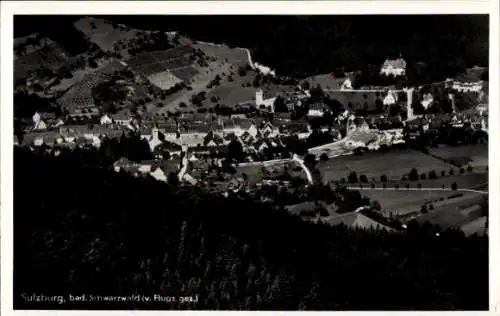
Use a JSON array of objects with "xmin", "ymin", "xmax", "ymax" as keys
[
  {"xmin": 74, "ymin": 17, "xmax": 137, "ymax": 52},
  {"xmin": 201, "ymin": 70, "xmax": 257, "ymax": 107},
  {"xmin": 317, "ymin": 149, "xmax": 454, "ymax": 182},
  {"xmin": 412, "ymin": 193, "xmax": 486, "ymax": 230},
  {"xmin": 428, "ymin": 144, "xmax": 488, "ymax": 168},
  {"xmin": 193, "ymin": 41, "xmax": 249, "ymax": 67},
  {"xmin": 360, "ymin": 189, "xmax": 483, "ymax": 217}
]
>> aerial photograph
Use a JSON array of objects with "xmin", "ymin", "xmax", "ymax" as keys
[{"xmin": 13, "ymin": 15, "xmax": 489, "ymax": 310}]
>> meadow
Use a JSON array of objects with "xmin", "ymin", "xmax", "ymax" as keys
[
  {"xmin": 317, "ymin": 149, "xmax": 454, "ymax": 182},
  {"xmin": 428, "ymin": 144, "xmax": 488, "ymax": 168}
]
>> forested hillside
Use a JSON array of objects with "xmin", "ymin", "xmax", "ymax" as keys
[
  {"xmin": 14, "ymin": 148, "xmax": 488, "ymax": 310},
  {"xmin": 14, "ymin": 15, "xmax": 489, "ymax": 80}
]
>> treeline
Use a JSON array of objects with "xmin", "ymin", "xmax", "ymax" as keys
[
  {"xmin": 103, "ymin": 15, "xmax": 488, "ymax": 80},
  {"xmin": 14, "ymin": 148, "xmax": 488, "ymax": 310},
  {"xmin": 14, "ymin": 16, "xmax": 488, "ymax": 81}
]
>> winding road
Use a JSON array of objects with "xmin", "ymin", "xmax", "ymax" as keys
[{"xmin": 291, "ymin": 154, "xmax": 313, "ymax": 185}]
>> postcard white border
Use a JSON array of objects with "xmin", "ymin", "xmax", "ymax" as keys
[{"xmin": 1, "ymin": 1, "xmax": 499, "ymax": 315}]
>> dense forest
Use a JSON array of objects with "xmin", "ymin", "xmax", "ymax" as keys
[
  {"xmin": 14, "ymin": 148, "xmax": 488, "ymax": 310},
  {"xmin": 14, "ymin": 15, "xmax": 489, "ymax": 80}
]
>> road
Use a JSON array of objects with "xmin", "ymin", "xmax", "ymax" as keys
[
  {"xmin": 291, "ymin": 154, "xmax": 313, "ymax": 185},
  {"xmin": 346, "ymin": 185, "xmax": 488, "ymax": 195}
]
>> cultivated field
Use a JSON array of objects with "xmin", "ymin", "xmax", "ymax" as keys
[
  {"xmin": 428, "ymin": 144, "xmax": 488, "ymax": 168},
  {"xmin": 126, "ymin": 46, "xmax": 200, "ymax": 88},
  {"xmin": 317, "ymin": 149, "xmax": 455, "ymax": 182}
]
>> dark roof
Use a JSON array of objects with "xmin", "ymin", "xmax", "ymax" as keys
[{"xmin": 155, "ymin": 141, "xmax": 182, "ymax": 152}]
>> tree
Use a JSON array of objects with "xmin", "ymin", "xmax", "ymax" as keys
[
  {"xmin": 167, "ymin": 172, "xmax": 180, "ymax": 187},
  {"xmin": 380, "ymin": 174, "xmax": 388, "ymax": 183},
  {"xmin": 451, "ymin": 182, "xmax": 458, "ymax": 191},
  {"xmin": 418, "ymin": 183, "xmax": 422, "ymax": 189},
  {"xmin": 429, "ymin": 204, "xmax": 434, "ymax": 211},
  {"xmin": 449, "ymin": 168, "xmax": 455, "ymax": 176},
  {"xmin": 395, "ymin": 184, "xmax": 399, "ymax": 190},
  {"xmin": 421, "ymin": 204, "xmax": 428, "ymax": 214},
  {"xmin": 408, "ymin": 168, "xmax": 419, "ymax": 181},
  {"xmin": 428, "ymin": 170, "xmax": 438, "ymax": 180},
  {"xmin": 227, "ymin": 140, "xmax": 244, "ymax": 163},
  {"xmin": 467, "ymin": 165, "xmax": 473, "ymax": 173},
  {"xmin": 441, "ymin": 170, "xmax": 446, "ymax": 177},
  {"xmin": 420, "ymin": 173, "xmax": 427, "ymax": 180},
  {"xmin": 459, "ymin": 167, "xmax": 465, "ymax": 174},
  {"xmin": 359, "ymin": 174, "xmax": 368, "ymax": 183},
  {"xmin": 348, "ymin": 171, "xmax": 358, "ymax": 184},
  {"xmin": 304, "ymin": 154, "xmax": 316, "ymax": 167}
]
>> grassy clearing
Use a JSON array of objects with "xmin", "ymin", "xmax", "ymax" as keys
[
  {"xmin": 412, "ymin": 193, "xmax": 486, "ymax": 228},
  {"xmin": 74, "ymin": 17, "xmax": 137, "ymax": 52},
  {"xmin": 318, "ymin": 149, "xmax": 454, "ymax": 182},
  {"xmin": 192, "ymin": 41, "xmax": 249, "ymax": 67},
  {"xmin": 362, "ymin": 190, "xmax": 457, "ymax": 216}
]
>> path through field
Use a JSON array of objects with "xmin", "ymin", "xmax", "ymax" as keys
[{"xmin": 346, "ymin": 186, "xmax": 488, "ymax": 195}]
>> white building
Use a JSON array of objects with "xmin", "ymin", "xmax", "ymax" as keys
[
  {"xmin": 255, "ymin": 90, "xmax": 276, "ymax": 112},
  {"xmin": 421, "ymin": 93, "xmax": 434, "ymax": 109},
  {"xmin": 307, "ymin": 103, "xmax": 325, "ymax": 117},
  {"xmin": 380, "ymin": 58, "xmax": 407, "ymax": 77},
  {"xmin": 403, "ymin": 87, "xmax": 415, "ymax": 120},
  {"xmin": 446, "ymin": 79, "xmax": 483, "ymax": 93},
  {"xmin": 100, "ymin": 114, "xmax": 113, "ymax": 125},
  {"xmin": 340, "ymin": 78, "xmax": 353, "ymax": 90},
  {"xmin": 383, "ymin": 90, "xmax": 397, "ymax": 106}
]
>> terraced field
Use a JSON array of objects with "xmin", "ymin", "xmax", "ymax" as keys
[{"xmin": 125, "ymin": 46, "xmax": 201, "ymax": 90}]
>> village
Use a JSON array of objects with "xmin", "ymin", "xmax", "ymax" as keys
[{"xmin": 14, "ymin": 16, "xmax": 489, "ymax": 236}]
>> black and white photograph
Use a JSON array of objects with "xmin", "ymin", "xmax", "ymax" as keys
[{"xmin": 1, "ymin": 1, "xmax": 499, "ymax": 312}]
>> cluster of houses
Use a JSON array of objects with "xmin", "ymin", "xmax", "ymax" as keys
[{"xmin": 404, "ymin": 109, "xmax": 488, "ymax": 140}]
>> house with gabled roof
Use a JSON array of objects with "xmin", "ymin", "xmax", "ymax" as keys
[
  {"xmin": 380, "ymin": 57, "xmax": 407, "ymax": 77},
  {"xmin": 307, "ymin": 102, "xmax": 326, "ymax": 117}
]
